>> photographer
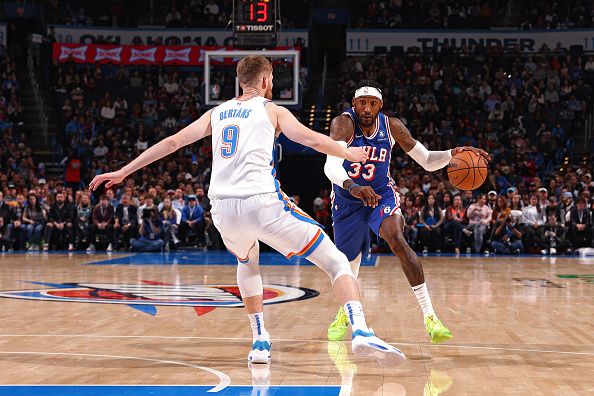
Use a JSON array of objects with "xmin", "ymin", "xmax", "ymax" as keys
[
  {"xmin": 491, "ymin": 214, "xmax": 524, "ymax": 254},
  {"xmin": 130, "ymin": 206, "xmax": 165, "ymax": 252},
  {"xmin": 539, "ymin": 213, "xmax": 570, "ymax": 255}
]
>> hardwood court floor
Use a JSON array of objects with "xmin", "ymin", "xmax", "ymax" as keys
[{"xmin": 0, "ymin": 252, "xmax": 592, "ymax": 395}]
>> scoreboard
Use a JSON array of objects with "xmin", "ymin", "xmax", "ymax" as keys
[{"xmin": 233, "ymin": 0, "xmax": 278, "ymax": 48}]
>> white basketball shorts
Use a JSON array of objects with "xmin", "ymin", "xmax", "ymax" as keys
[{"xmin": 211, "ymin": 192, "xmax": 325, "ymax": 263}]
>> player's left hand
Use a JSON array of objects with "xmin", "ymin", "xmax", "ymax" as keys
[
  {"xmin": 349, "ymin": 185, "xmax": 381, "ymax": 208},
  {"xmin": 89, "ymin": 170, "xmax": 126, "ymax": 191},
  {"xmin": 454, "ymin": 146, "xmax": 491, "ymax": 162}
]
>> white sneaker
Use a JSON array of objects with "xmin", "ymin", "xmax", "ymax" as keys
[
  {"xmin": 541, "ymin": 249, "xmax": 548, "ymax": 255},
  {"xmin": 550, "ymin": 248, "xmax": 557, "ymax": 255},
  {"xmin": 484, "ymin": 250, "xmax": 490, "ymax": 256},
  {"xmin": 351, "ymin": 329, "xmax": 406, "ymax": 367},
  {"xmin": 106, "ymin": 243, "xmax": 113, "ymax": 252},
  {"xmin": 248, "ymin": 338, "xmax": 271, "ymax": 364},
  {"xmin": 86, "ymin": 244, "xmax": 96, "ymax": 252},
  {"xmin": 68, "ymin": 243, "xmax": 74, "ymax": 251}
]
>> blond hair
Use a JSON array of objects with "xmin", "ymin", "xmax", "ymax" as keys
[{"xmin": 236, "ymin": 56, "xmax": 273, "ymax": 87}]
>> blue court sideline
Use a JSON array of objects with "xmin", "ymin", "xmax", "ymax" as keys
[
  {"xmin": 85, "ymin": 251, "xmax": 380, "ymax": 266},
  {"xmin": 0, "ymin": 385, "xmax": 341, "ymax": 396}
]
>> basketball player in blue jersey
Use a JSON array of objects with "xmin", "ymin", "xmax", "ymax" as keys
[{"xmin": 324, "ymin": 80, "xmax": 490, "ymax": 343}]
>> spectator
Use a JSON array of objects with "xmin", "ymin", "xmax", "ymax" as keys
[
  {"xmin": 537, "ymin": 187, "xmax": 550, "ymax": 209},
  {"xmin": 467, "ymin": 194, "xmax": 493, "ymax": 253},
  {"xmin": 491, "ymin": 214, "xmax": 524, "ymax": 254},
  {"xmin": 21, "ymin": 193, "xmax": 47, "ymax": 252},
  {"xmin": 492, "ymin": 195, "xmax": 511, "ymax": 224},
  {"xmin": 88, "ymin": 194, "xmax": 114, "ymax": 252},
  {"xmin": 443, "ymin": 195, "xmax": 467, "ymax": 254},
  {"xmin": 160, "ymin": 196, "xmax": 178, "ymax": 251},
  {"xmin": 313, "ymin": 189, "xmax": 331, "ymax": 229},
  {"xmin": 417, "ymin": 194, "xmax": 443, "ymax": 253},
  {"xmin": 75, "ymin": 193, "xmax": 93, "ymax": 249},
  {"xmin": 0, "ymin": 192, "xmax": 10, "ymax": 223},
  {"xmin": 44, "ymin": 192, "xmax": 75, "ymax": 251},
  {"xmin": 7, "ymin": 194, "xmax": 26, "ymax": 251},
  {"xmin": 402, "ymin": 195, "xmax": 418, "ymax": 248},
  {"xmin": 0, "ymin": 216, "xmax": 10, "ymax": 251},
  {"xmin": 130, "ymin": 206, "xmax": 165, "ymax": 252},
  {"xmin": 486, "ymin": 190, "xmax": 498, "ymax": 210},
  {"xmin": 171, "ymin": 188, "xmax": 186, "ymax": 211},
  {"xmin": 179, "ymin": 195, "xmax": 204, "ymax": 246},
  {"xmin": 539, "ymin": 213, "xmax": 569, "ymax": 255},
  {"xmin": 521, "ymin": 195, "xmax": 548, "ymax": 250},
  {"xmin": 114, "ymin": 194, "xmax": 138, "ymax": 251},
  {"xmin": 568, "ymin": 198, "xmax": 592, "ymax": 248},
  {"xmin": 137, "ymin": 193, "xmax": 157, "ymax": 225}
]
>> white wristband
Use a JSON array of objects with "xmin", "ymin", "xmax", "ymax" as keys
[
  {"xmin": 407, "ymin": 141, "xmax": 452, "ymax": 171},
  {"xmin": 324, "ymin": 141, "xmax": 350, "ymax": 188}
]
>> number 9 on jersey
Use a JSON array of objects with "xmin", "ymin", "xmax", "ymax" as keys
[{"xmin": 221, "ymin": 125, "xmax": 240, "ymax": 158}]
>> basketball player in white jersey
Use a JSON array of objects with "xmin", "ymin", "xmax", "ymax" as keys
[{"xmin": 90, "ymin": 56, "xmax": 406, "ymax": 367}]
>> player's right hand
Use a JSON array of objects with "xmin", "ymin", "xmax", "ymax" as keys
[
  {"xmin": 345, "ymin": 147, "xmax": 368, "ymax": 163},
  {"xmin": 350, "ymin": 185, "xmax": 381, "ymax": 208},
  {"xmin": 89, "ymin": 170, "xmax": 126, "ymax": 191}
]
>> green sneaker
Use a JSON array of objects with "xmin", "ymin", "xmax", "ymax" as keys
[
  {"xmin": 327, "ymin": 306, "xmax": 349, "ymax": 341},
  {"xmin": 425, "ymin": 315, "xmax": 453, "ymax": 344}
]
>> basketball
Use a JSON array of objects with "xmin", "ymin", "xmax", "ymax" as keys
[{"xmin": 447, "ymin": 150, "xmax": 488, "ymax": 191}]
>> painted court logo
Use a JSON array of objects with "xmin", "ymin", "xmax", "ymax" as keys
[{"xmin": 0, "ymin": 281, "xmax": 318, "ymax": 316}]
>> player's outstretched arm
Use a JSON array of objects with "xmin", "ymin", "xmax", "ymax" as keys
[
  {"xmin": 273, "ymin": 104, "xmax": 367, "ymax": 163},
  {"xmin": 324, "ymin": 115, "xmax": 381, "ymax": 208},
  {"xmin": 389, "ymin": 117, "xmax": 491, "ymax": 171},
  {"xmin": 89, "ymin": 110, "xmax": 213, "ymax": 190}
]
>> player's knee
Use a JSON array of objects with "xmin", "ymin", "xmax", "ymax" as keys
[{"xmin": 308, "ymin": 237, "xmax": 355, "ymax": 284}]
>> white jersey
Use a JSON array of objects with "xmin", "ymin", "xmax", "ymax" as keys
[{"xmin": 209, "ymin": 96, "xmax": 277, "ymax": 200}]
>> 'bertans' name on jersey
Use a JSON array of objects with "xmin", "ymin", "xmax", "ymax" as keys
[
  {"xmin": 219, "ymin": 108, "xmax": 252, "ymax": 121},
  {"xmin": 362, "ymin": 146, "xmax": 388, "ymax": 162}
]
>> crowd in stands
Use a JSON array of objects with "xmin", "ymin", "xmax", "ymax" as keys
[
  {"xmin": 41, "ymin": 0, "xmax": 308, "ymax": 29},
  {"xmin": 519, "ymin": 0, "xmax": 594, "ymax": 29},
  {"xmin": 351, "ymin": 0, "xmax": 508, "ymax": 29},
  {"xmin": 351, "ymin": 0, "xmax": 594, "ymax": 29}
]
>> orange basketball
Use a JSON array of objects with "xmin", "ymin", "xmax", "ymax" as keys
[{"xmin": 447, "ymin": 150, "xmax": 488, "ymax": 191}]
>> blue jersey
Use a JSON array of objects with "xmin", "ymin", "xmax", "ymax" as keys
[
  {"xmin": 333, "ymin": 108, "xmax": 396, "ymax": 205},
  {"xmin": 331, "ymin": 108, "xmax": 402, "ymax": 261}
]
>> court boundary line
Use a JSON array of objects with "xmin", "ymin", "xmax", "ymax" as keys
[
  {"xmin": 0, "ymin": 334, "xmax": 592, "ymax": 357},
  {"xmin": 0, "ymin": 384, "xmax": 342, "ymax": 387},
  {"xmin": 0, "ymin": 351, "xmax": 230, "ymax": 392}
]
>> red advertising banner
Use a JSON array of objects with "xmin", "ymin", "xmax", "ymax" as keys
[{"xmin": 53, "ymin": 44, "xmax": 296, "ymax": 66}]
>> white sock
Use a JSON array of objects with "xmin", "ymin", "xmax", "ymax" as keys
[
  {"xmin": 248, "ymin": 312, "xmax": 269, "ymax": 340},
  {"xmin": 343, "ymin": 300, "xmax": 370, "ymax": 333},
  {"xmin": 412, "ymin": 283, "xmax": 435, "ymax": 318},
  {"xmin": 350, "ymin": 253, "xmax": 362, "ymax": 278}
]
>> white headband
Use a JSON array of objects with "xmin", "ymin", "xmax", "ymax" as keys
[{"xmin": 354, "ymin": 86, "xmax": 382, "ymax": 100}]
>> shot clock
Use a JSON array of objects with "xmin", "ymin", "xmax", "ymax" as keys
[{"xmin": 233, "ymin": 0, "xmax": 278, "ymax": 48}]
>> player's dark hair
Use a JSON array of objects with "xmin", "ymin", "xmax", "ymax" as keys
[{"xmin": 356, "ymin": 80, "xmax": 382, "ymax": 93}]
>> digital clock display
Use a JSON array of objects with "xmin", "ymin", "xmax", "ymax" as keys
[
  {"xmin": 235, "ymin": 0, "xmax": 274, "ymax": 25},
  {"xmin": 234, "ymin": 0, "xmax": 277, "ymax": 47}
]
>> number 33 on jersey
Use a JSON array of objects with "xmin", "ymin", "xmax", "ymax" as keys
[{"xmin": 333, "ymin": 109, "xmax": 396, "ymax": 205}]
